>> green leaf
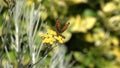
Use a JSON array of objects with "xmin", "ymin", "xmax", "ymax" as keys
[
  {"xmin": 83, "ymin": 9, "xmax": 97, "ymax": 17},
  {"xmin": 73, "ymin": 52, "xmax": 85, "ymax": 62}
]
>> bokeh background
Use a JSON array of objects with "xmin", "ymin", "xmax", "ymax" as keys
[{"xmin": 0, "ymin": 0, "xmax": 120, "ymax": 68}]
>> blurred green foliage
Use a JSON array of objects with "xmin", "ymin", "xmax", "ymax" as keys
[{"xmin": 1, "ymin": 0, "xmax": 120, "ymax": 68}]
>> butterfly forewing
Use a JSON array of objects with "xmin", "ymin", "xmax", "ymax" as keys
[
  {"xmin": 55, "ymin": 20, "xmax": 61, "ymax": 33},
  {"xmin": 61, "ymin": 22, "xmax": 70, "ymax": 33}
]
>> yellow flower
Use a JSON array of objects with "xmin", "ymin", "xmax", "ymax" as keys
[
  {"xmin": 58, "ymin": 36, "xmax": 65, "ymax": 43},
  {"xmin": 47, "ymin": 29, "xmax": 57, "ymax": 35},
  {"xmin": 40, "ymin": 29, "xmax": 65, "ymax": 45},
  {"xmin": 42, "ymin": 38, "xmax": 49, "ymax": 43},
  {"xmin": 48, "ymin": 34, "xmax": 53, "ymax": 38},
  {"xmin": 54, "ymin": 35, "xmax": 65, "ymax": 43}
]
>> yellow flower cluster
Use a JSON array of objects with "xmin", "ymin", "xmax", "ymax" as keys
[{"xmin": 40, "ymin": 29, "xmax": 65, "ymax": 45}]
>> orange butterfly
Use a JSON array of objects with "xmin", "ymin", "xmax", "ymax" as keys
[{"xmin": 55, "ymin": 20, "xmax": 70, "ymax": 34}]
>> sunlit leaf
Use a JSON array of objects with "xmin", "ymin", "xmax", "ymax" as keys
[
  {"xmin": 103, "ymin": 2, "xmax": 117, "ymax": 13},
  {"xmin": 69, "ymin": 15, "xmax": 96, "ymax": 32},
  {"xmin": 108, "ymin": 15, "xmax": 120, "ymax": 31},
  {"xmin": 68, "ymin": 0, "xmax": 87, "ymax": 4},
  {"xmin": 69, "ymin": 15, "xmax": 82, "ymax": 32},
  {"xmin": 63, "ymin": 31, "xmax": 72, "ymax": 42},
  {"xmin": 85, "ymin": 33, "xmax": 93, "ymax": 42},
  {"xmin": 81, "ymin": 17, "xmax": 96, "ymax": 30},
  {"xmin": 110, "ymin": 47, "xmax": 120, "ymax": 61},
  {"xmin": 111, "ymin": 37, "xmax": 119, "ymax": 46}
]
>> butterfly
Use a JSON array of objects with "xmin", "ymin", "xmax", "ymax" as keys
[{"xmin": 55, "ymin": 20, "xmax": 70, "ymax": 35}]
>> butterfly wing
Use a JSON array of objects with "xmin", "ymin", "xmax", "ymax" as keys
[
  {"xmin": 61, "ymin": 22, "xmax": 70, "ymax": 33},
  {"xmin": 55, "ymin": 20, "xmax": 61, "ymax": 33}
]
